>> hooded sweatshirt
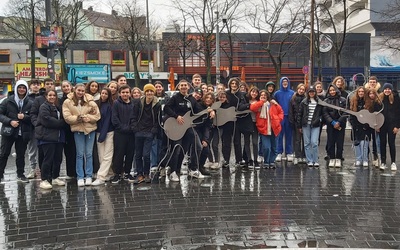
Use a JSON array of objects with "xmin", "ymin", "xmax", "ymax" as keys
[
  {"xmin": 273, "ymin": 77, "xmax": 294, "ymax": 115},
  {"xmin": 0, "ymin": 80, "xmax": 32, "ymax": 139}
]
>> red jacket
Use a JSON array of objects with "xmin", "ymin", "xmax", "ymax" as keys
[{"xmin": 250, "ymin": 100, "xmax": 284, "ymax": 136}]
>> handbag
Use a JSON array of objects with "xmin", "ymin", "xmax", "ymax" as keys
[{"xmin": 1, "ymin": 125, "xmax": 15, "ymax": 137}]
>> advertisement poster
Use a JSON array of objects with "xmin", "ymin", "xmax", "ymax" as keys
[
  {"xmin": 36, "ymin": 26, "xmax": 63, "ymax": 49},
  {"xmin": 66, "ymin": 64, "xmax": 111, "ymax": 84},
  {"xmin": 14, "ymin": 63, "xmax": 61, "ymax": 81}
]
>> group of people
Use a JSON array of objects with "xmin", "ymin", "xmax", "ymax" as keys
[{"xmin": 0, "ymin": 73, "xmax": 398, "ymax": 189}]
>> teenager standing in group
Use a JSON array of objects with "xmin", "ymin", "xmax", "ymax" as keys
[
  {"xmin": 36, "ymin": 90, "xmax": 66, "ymax": 189},
  {"xmin": 110, "ymin": 85, "xmax": 136, "ymax": 183},
  {"xmin": 63, "ymin": 83, "xmax": 100, "ymax": 187}
]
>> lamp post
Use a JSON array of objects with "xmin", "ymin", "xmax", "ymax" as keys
[
  {"xmin": 309, "ymin": 0, "xmax": 315, "ymax": 85},
  {"xmin": 45, "ymin": 0, "xmax": 55, "ymax": 80},
  {"xmin": 146, "ymin": 0, "xmax": 152, "ymax": 83},
  {"xmin": 215, "ymin": 11, "xmax": 220, "ymax": 84}
]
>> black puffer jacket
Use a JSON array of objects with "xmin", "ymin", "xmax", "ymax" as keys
[
  {"xmin": 381, "ymin": 92, "xmax": 400, "ymax": 128},
  {"xmin": 0, "ymin": 95, "xmax": 32, "ymax": 141},
  {"xmin": 322, "ymin": 84, "xmax": 347, "ymax": 126},
  {"xmin": 296, "ymin": 98, "xmax": 323, "ymax": 128},
  {"xmin": 35, "ymin": 101, "xmax": 66, "ymax": 142},
  {"xmin": 289, "ymin": 93, "xmax": 305, "ymax": 125}
]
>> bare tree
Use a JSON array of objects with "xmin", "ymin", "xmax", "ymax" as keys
[
  {"xmin": 378, "ymin": 1, "xmax": 400, "ymax": 52},
  {"xmin": 111, "ymin": 0, "xmax": 158, "ymax": 87},
  {"xmin": 247, "ymin": 0, "xmax": 308, "ymax": 83},
  {"xmin": 52, "ymin": 0, "xmax": 93, "ymax": 80},
  {"xmin": 2, "ymin": 0, "xmax": 42, "ymax": 78},
  {"xmin": 162, "ymin": 11, "xmax": 200, "ymax": 81}
]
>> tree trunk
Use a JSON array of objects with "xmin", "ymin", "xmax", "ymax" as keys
[
  {"xmin": 60, "ymin": 48, "xmax": 67, "ymax": 80},
  {"xmin": 30, "ymin": 44, "xmax": 35, "ymax": 80}
]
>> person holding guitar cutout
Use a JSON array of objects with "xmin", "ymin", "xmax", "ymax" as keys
[
  {"xmin": 349, "ymin": 87, "xmax": 370, "ymax": 167},
  {"xmin": 161, "ymin": 80, "xmax": 205, "ymax": 182},
  {"xmin": 322, "ymin": 84, "xmax": 347, "ymax": 168},
  {"xmin": 364, "ymin": 88, "xmax": 382, "ymax": 168},
  {"xmin": 377, "ymin": 83, "xmax": 400, "ymax": 171}
]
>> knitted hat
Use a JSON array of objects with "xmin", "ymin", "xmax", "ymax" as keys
[
  {"xmin": 265, "ymin": 81, "xmax": 275, "ymax": 88},
  {"xmin": 383, "ymin": 82, "xmax": 393, "ymax": 91},
  {"xmin": 143, "ymin": 83, "xmax": 156, "ymax": 93}
]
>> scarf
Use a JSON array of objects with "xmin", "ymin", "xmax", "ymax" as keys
[{"xmin": 260, "ymin": 101, "xmax": 272, "ymax": 135}]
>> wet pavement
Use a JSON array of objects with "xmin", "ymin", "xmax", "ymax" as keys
[{"xmin": 1, "ymin": 133, "xmax": 400, "ymax": 249}]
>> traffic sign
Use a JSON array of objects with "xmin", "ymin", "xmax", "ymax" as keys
[{"xmin": 302, "ymin": 65, "xmax": 309, "ymax": 74}]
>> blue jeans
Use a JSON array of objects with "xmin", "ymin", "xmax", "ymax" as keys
[
  {"xmin": 74, "ymin": 131, "xmax": 95, "ymax": 180},
  {"xmin": 150, "ymin": 137, "xmax": 162, "ymax": 167},
  {"xmin": 277, "ymin": 116, "xmax": 293, "ymax": 154},
  {"xmin": 260, "ymin": 133, "xmax": 276, "ymax": 164},
  {"xmin": 355, "ymin": 140, "xmax": 369, "ymax": 162},
  {"xmin": 302, "ymin": 125, "xmax": 320, "ymax": 164},
  {"xmin": 135, "ymin": 131, "xmax": 154, "ymax": 176}
]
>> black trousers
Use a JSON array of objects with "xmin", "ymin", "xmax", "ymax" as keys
[
  {"xmin": 326, "ymin": 125, "xmax": 345, "ymax": 159},
  {"xmin": 162, "ymin": 128, "xmax": 195, "ymax": 173},
  {"xmin": 113, "ymin": 131, "xmax": 135, "ymax": 175},
  {"xmin": 41, "ymin": 143, "xmax": 63, "ymax": 182},
  {"xmin": 221, "ymin": 121, "xmax": 242, "ymax": 164},
  {"xmin": 0, "ymin": 135, "xmax": 28, "ymax": 178},
  {"xmin": 379, "ymin": 124, "xmax": 396, "ymax": 164}
]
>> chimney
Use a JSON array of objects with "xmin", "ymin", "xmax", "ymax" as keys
[
  {"xmin": 112, "ymin": 10, "xmax": 117, "ymax": 16},
  {"xmin": 88, "ymin": 6, "xmax": 93, "ymax": 11}
]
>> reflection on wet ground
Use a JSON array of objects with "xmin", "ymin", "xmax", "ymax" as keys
[{"xmin": 0, "ymin": 140, "xmax": 400, "ymax": 249}]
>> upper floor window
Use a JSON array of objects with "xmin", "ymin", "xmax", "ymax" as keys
[
  {"xmin": 85, "ymin": 50, "xmax": 99, "ymax": 64},
  {"xmin": 0, "ymin": 50, "xmax": 11, "ymax": 64},
  {"xmin": 111, "ymin": 51, "xmax": 126, "ymax": 66}
]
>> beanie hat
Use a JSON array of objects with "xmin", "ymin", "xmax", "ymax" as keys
[
  {"xmin": 383, "ymin": 82, "xmax": 393, "ymax": 91},
  {"xmin": 143, "ymin": 83, "xmax": 156, "ymax": 93}
]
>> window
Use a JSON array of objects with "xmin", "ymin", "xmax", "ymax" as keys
[
  {"xmin": 96, "ymin": 28, "xmax": 100, "ymax": 36},
  {"xmin": 85, "ymin": 50, "xmax": 99, "ymax": 64},
  {"xmin": 140, "ymin": 50, "xmax": 153, "ymax": 66},
  {"xmin": 111, "ymin": 51, "xmax": 125, "ymax": 65},
  {"xmin": 26, "ymin": 50, "xmax": 41, "ymax": 63},
  {"xmin": 104, "ymin": 29, "xmax": 108, "ymax": 37},
  {"xmin": 0, "ymin": 50, "xmax": 11, "ymax": 64},
  {"xmin": 111, "ymin": 30, "xmax": 116, "ymax": 37}
]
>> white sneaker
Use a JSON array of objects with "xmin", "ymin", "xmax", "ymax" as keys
[
  {"xmin": 276, "ymin": 154, "xmax": 282, "ymax": 162},
  {"xmin": 77, "ymin": 179, "xmax": 85, "ymax": 187},
  {"xmin": 335, "ymin": 159, "xmax": 341, "ymax": 168},
  {"xmin": 286, "ymin": 154, "xmax": 294, "ymax": 162},
  {"xmin": 150, "ymin": 166, "xmax": 158, "ymax": 172},
  {"xmin": 363, "ymin": 161, "xmax": 368, "ymax": 167},
  {"xmin": 27, "ymin": 169, "xmax": 36, "ymax": 179},
  {"xmin": 257, "ymin": 155, "xmax": 264, "ymax": 163},
  {"xmin": 328, "ymin": 159, "xmax": 335, "ymax": 167},
  {"xmin": 380, "ymin": 163, "xmax": 386, "ymax": 170},
  {"xmin": 91, "ymin": 179, "xmax": 105, "ymax": 186},
  {"xmin": 188, "ymin": 170, "xmax": 205, "ymax": 179},
  {"xmin": 302, "ymin": 158, "xmax": 307, "ymax": 163},
  {"xmin": 204, "ymin": 161, "xmax": 212, "ymax": 168},
  {"xmin": 293, "ymin": 158, "xmax": 298, "ymax": 165},
  {"xmin": 169, "ymin": 171, "xmax": 180, "ymax": 182},
  {"xmin": 40, "ymin": 180, "xmax": 52, "ymax": 189},
  {"xmin": 314, "ymin": 162, "xmax": 319, "ymax": 167},
  {"xmin": 210, "ymin": 162, "xmax": 220, "ymax": 170},
  {"xmin": 373, "ymin": 159, "xmax": 379, "ymax": 167},
  {"xmin": 52, "ymin": 178, "xmax": 65, "ymax": 186},
  {"xmin": 85, "ymin": 178, "xmax": 92, "ymax": 186},
  {"xmin": 355, "ymin": 161, "xmax": 361, "ymax": 166},
  {"xmin": 391, "ymin": 162, "xmax": 397, "ymax": 171}
]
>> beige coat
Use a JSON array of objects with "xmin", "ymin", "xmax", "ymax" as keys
[{"xmin": 62, "ymin": 93, "xmax": 100, "ymax": 134}]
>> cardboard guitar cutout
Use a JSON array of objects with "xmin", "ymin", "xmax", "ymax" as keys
[
  {"xmin": 213, "ymin": 107, "xmax": 251, "ymax": 127},
  {"xmin": 318, "ymin": 100, "xmax": 384, "ymax": 129},
  {"xmin": 164, "ymin": 101, "xmax": 221, "ymax": 141}
]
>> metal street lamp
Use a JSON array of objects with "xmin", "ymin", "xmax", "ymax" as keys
[
  {"xmin": 146, "ymin": 0, "xmax": 152, "ymax": 83},
  {"xmin": 215, "ymin": 11, "xmax": 220, "ymax": 84}
]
